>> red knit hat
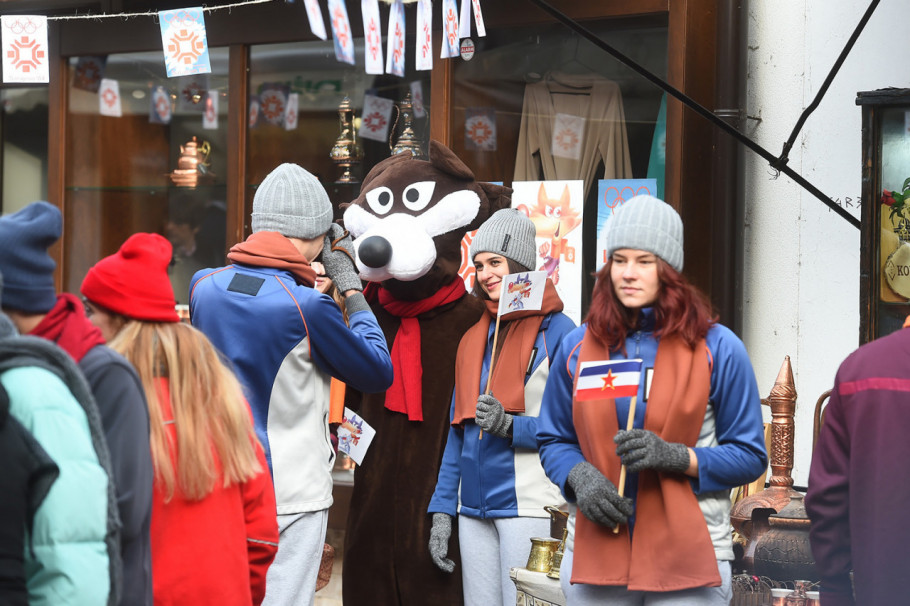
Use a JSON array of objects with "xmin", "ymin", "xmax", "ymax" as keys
[{"xmin": 81, "ymin": 233, "xmax": 180, "ymax": 323}]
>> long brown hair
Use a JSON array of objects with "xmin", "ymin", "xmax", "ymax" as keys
[
  {"xmin": 586, "ymin": 257, "xmax": 716, "ymax": 352},
  {"xmin": 110, "ymin": 321, "xmax": 261, "ymax": 501}
]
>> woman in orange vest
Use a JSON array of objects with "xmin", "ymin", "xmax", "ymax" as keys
[{"xmin": 537, "ymin": 196, "xmax": 767, "ymax": 604}]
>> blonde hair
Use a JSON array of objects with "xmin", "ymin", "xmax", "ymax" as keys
[{"xmin": 110, "ymin": 320, "xmax": 262, "ymax": 501}]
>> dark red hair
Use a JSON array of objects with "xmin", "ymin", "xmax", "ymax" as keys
[{"xmin": 586, "ymin": 257, "xmax": 717, "ymax": 352}]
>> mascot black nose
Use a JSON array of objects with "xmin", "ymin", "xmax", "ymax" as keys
[{"xmin": 358, "ymin": 235, "xmax": 393, "ymax": 269}]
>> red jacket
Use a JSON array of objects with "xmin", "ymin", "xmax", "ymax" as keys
[{"xmin": 151, "ymin": 379, "xmax": 278, "ymax": 605}]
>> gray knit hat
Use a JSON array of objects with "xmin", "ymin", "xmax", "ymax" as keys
[
  {"xmin": 251, "ymin": 163, "xmax": 333, "ymax": 239},
  {"xmin": 606, "ymin": 195, "xmax": 684, "ymax": 272},
  {"xmin": 469, "ymin": 208, "xmax": 537, "ymax": 270}
]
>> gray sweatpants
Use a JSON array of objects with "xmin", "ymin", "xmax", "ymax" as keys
[{"xmin": 262, "ymin": 509, "xmax": 328, "ymax": 606}]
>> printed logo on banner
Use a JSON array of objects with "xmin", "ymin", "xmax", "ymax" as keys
[
  {"xmin": 150, "ymin": 86, "xmax": 172, "ymax": 124},
  {"xmin": 465, "ymin": 108, "xmax": 496, "ymax": 151},
  {"xmin": 441, "ymin": 0, "xmax": 460, "ymax": 59},
  {"xmin": 98, "ymin": 78, "xmax": 122, "ymax": 117},
  {"xmin": 361, "ymin": 0, "xmax": 383, "ymax": 75},
  {"xmin": 259, "ymin": 83, "xmax": 289, "ymax": 127},
  {"xmin": 1, "ymin": 15, "xmax": 49, "ymax": 84},
  {"xmin": 458, "ymin": 229, "xmax": 479, "ymax": 290},
  {"xmin": 284, "ymin": 93, "xmax": 299, "ymax": 131},
  {"xmin": 359, "ymin": 94, "xmax": 394, "ymax": 142},
  {"xmin": 328, "ymin": 0, "xmax": 356, "ymax": 66},
  {"xmin": 249, "ymin": 97, "xmax": 261, "ymax": 129},
  {"xmin": 73, "ymin": 56, "xmax": 107, "ymax": 92},
  {"xmin": 410, "ymin": 81, "xmax": 426, "ymax": 118},
  {"xmin": 415, "ymin": 0, "xmax": 433, "ymax": 71},
  {"xmin": 304, "ymin": 0, "xmax": 328, "ymax": 40},
  {"xmin": 512, "ymin": 180, "xmax": 584, "ymax": 324},
  {"xmin": 158, "ymin": 7, "xmax": 211, "ymax": 78},
  {"xmin": 595, "ymin": 179, "xmax": 657, "ymax": 271},
  {"xmin": 552, "ymin": 113, "xmax": 585, "ymax": 160},
  {"xmin": 385, "ymin": 0, "xmax": 406, "ymax": 77},
  {"xmin": 177, "ymin": 74, "xmax": 209, "ymax": 112},
  {"xmin": 202, "ymin": 91, "xmax": 218, "ymax": 130}
]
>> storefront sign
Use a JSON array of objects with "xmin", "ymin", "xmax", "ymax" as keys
[
  {"xmin": 460, "ymin": 38, "xmax": 475, "ymax": 61},
  {"xmin": 1, "ymin": 15, "xmax": 49, "ymax": 84}
]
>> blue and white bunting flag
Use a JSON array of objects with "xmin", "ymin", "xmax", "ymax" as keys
[
  {"xmin": 1, "ymin": 15, "xmax": 49, "ymax": 84},
  {"xmin": 385, "ymin": 0, "xmax": 406, "ymax": 77},
  {"xmin": 158, "ymin": 7, "xmax": 211, "ymax": 78},
  {"xmin": 304, "ymin": 0, "xmax": 328, "ymax": 40},
  {"xmin": 328, "ymin": 0, "xmax": 355, "ymax": 65},
  {"xmin": 440, "ymin": 0, "xmax": 460, "ymax": 58},
  {"xmin": 361, "ymin": 0, "xmax": 384, "ymax": 75},
  {"xmin": 416, "ymin": 0, "xmax": 433, "ymax": 71}
]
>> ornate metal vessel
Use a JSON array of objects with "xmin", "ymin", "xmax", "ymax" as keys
[
  {"xmin": 329, "ymin": 96, "xmax": 363, "ymax": 184},
  {"xmin": 390, "ymin": 92, "xmax": 425, "ymax": 158}
]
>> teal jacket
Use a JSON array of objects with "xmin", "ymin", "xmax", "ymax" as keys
[{"xmin": 0, "ymin": 314, "xmax": 120, "ymax": 606}]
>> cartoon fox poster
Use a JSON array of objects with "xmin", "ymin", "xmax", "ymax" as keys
[{"xmin": 512, "ymin": 180, "xmax": 584, "ymax": 324}]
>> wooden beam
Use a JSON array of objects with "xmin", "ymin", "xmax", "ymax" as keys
[
  {"xmin": 47, "ymin": 21, "xmax": 68, "ymax": 292},
  {"xmin": 227, "ymin": 44, "xmax": 249, "ymax": 247}
]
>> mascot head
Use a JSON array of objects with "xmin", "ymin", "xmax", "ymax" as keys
[{"xmin": 343, "ymin": 140, "xmax": 510, "ymax": 300}]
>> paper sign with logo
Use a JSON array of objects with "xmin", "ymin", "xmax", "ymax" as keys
[
  {"xmin": 596, "ymin": 179, "xmax": 658, "ymax": 271},
  {"xmin": 339, "ymin": 407, "xmax": 377, "ymax": 465},
  {"xmin": 304, "ymin": 0, "xmax": 328, "ymax": 40},
  {"xmin": 416, "ymin": 0, "xmax": 433, "ymax": 71},
  {"xmin": 361, "ymin": 0, "xmax": 384, "ymax": 75},
  {"xmin": 410, "ymin": 80, "xmax": 426, "ymax": 118},
  {"xmin": 159, "ymin": 7, "xmax": 211, "ymax": 78},
  {"xmin": 359, "ymin": 94, "xmax": 394, "ymax": 142},
  {"xmin": 440, "ymin": 0, "xmax": 460, "ymax": 59},
  {"xmin": 73, "ymin": 56, "xmax": 107, "ymax": 92},
  {"xmin": 328, "ymin": 0, "xmax": 355, "ymax": 66},
  {"xmin": 465, "ymin": 108, "xmax": 496, "ymax": 151},
  {"xmin": 202, "ymin": 91, "xmax": 218, "ymax": 130},
  {"xmin": 150, "ymin": 86, "xmax": 172, "ymax": 124},
  {"xmin": 552, "ymin": 113, "xmax": 585, "ymax": 160},
  {"xmin": 284, "ymin": 93, "xmax": 299, "ymax": 131},
  {"xmin": 1, "ymin": 15, "xmax": 49, "ymax": 84},
  {"xmin": 512, "ymin": 180, "xmax": 584, "ymax": 324},
  {"xmin": 385, "ymin": 0, "xmax": 406, "ymax": 77},
  {"xmin": 98, "ymin": 78, "xmax": 122, "ymax": 117},
  {"xmin": 259, "ymin": 83, "xmax": 289, "ymax": 127}
]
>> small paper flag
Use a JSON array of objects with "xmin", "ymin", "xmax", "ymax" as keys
[
  {"xmin": 416, "ymin": 0, "xmax": 433, "ymax": 71},
  {"xmin": 361, "ymin": 0, "xmax": 384, "ymax": 75},
  {"xmin": 385, "ymin": 0, "xmax": 406, "ymax": 77},
  {"xmin": 259, "ymin": 83, "xmax": 289, "ymax": 126},
  {"xmin": 440, "ymin": 0, "xmax": 460, "ymax": 59},
  {"xmin": 304, "ymin": 0, "xmax": 328, "ymax": 40},
  {"xmin": 149, "ymin": 86, "xmax": 172, "ymax": 124},
  {"xmin": 249, "ymin": 96, "xmax": 260, "ymax": 129},
  {"xmin": 284, "ymin": 93, "xmax": 299, "ymax": 131},
  {"xmin": 158, "ymin": 7, "xmax": 211, "ymax": 78},
  {"xmin": 1, "ymin": 15, "xmax": 49, "ymax": 84},
  {"xmin": 411, "ymin": 80, "xmax": 426, "ymax": 118},
  {"xmin": 575, "ymin": 359, "xmax": 643, "ymax": 401},
  {"xmin": 202, "ymin": 91, "xmax": 218, "ymax": 130},
  {"xmin": 465, "ymin": 107, "xmax": 496, "ymax": 151},
  {"xmin": 339, "ymin": 407, "xmax": 376, "ymax": 465},
  {"xmin": 98, "ymin": 78, "xmax": 122, "ymax": 117},
  {"xmin": 497, "ymin": 271, "xmax": 547, "ymax": 316},
  {"xmin": 328, "ymin": 0, "xmax": 355, "ymax": 66},
  {"xmin": 359, "ymin": 94, "xmax": 394, "ymax": 142}
]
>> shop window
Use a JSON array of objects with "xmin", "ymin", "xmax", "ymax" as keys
[
  {"xmin": 248, "ymin": 39, "xmax": 430, "ymax": 225},
  {"xmin": 1, "ymin": 87, "xmax": 49, "ymax": 215},
  {"xmin": 64, "ymin": 49, "xmax": 229, "ymax": 303}
]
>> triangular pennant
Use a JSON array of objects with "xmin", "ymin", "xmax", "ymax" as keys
[
  {"xmin": 1, "ymin": 15, "xmax": 49, "ymax": 84},
  {"xmin": 158, "ymin": 7, "xmax": 211, "ymax": 78}
]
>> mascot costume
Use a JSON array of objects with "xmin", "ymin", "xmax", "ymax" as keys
[{"xmin": 342, "ymin": 141, "xmax": 510, "ymax": 605}]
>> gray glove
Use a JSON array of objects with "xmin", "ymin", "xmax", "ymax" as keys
[
  {"xmin": 614, "ymin": 429, "xmax": 690, "ymax": 474},
  {"xmin": 475, "ymin": 394, "xmax": 513, "ymax": 438},
  {"xmin": 567, "ymin": 461, "xmax": 634, "ymax": 529},
  {"xmin": 428, "ymin": 513, "xmax": 455, "ymax": 573},
  {"xmin": 321, "ymin": 224, "xmax": 363, "ymax": 294}
]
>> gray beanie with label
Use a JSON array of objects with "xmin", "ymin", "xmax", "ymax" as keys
[
  {"xmin": 469, "ymin": 208, "xmax": 537, "ymax": 270},
  {"xmin": 252, "ymin": 163, "xmax": 333, "ymax": 239},
  {"xmin": 606, "ymin": 195, "xmax": 684, "ymax": 272}
]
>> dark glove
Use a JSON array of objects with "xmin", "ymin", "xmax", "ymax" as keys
[
  {"xmin": 321, "ymin": 224, "xmax": 363, "ymax": 294},
  {"xmin": 428, "ymin": 513, "xmax": 455, "ymax": 573},
  {"xmin": 567, "ymin": 461, "xmax": 634, "ymax": 529},
  {"xmin": 475, "ymin": 394, "xmax": 513, "ymax": 438},
  {"xmin": 614, "ymin": 429, "xmax": 691, "ymax": 474}
]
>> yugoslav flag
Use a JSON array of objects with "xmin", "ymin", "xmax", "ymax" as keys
[{"xmin": 575, "ymin": 359, "xmax": 643, "ymax": 401}]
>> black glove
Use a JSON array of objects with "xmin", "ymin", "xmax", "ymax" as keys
[
  {"xmin": 567, "ymin": 461, "xmax": 634, "ymax": 529},
  {"xmin": 428, "ymin": 513, "xmax": 455, "ymax": 573},
  {"xmin": 614, "ymin": 429, "xmax": 691, "ymax": 474},
  {"xmin": 321, "ymin": 224, "xmax": 363, "ymax": 294},
  {"xmin": 475, "ymin": 394, "xmax": 513, "ymax": 438}
]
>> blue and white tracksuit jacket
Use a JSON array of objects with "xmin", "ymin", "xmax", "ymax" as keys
[
  {"xmin": 428, "ymin": 311, "xmax": 576, "ymax": 520},
  {"xmin": 537, "ymin": 308, "xmax": 768, "ymax": 558},
  {"xmin": 190, "ymin": 264, "xmax": 393, "ymax": 516}
]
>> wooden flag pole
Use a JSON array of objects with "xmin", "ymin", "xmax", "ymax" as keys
[
  {"xmin": 479, "ymin": 313, "xmax": 503, "ymax": 440},
  {"xmin": 613, "ymin": 395, "xmax": 637, "ymax": 534}
]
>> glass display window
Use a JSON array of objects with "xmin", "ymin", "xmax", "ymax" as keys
[
  {"xmin": 64, "ymin": 49, "xmax": 229, "ymax": 303},
  {"xmin": 1, "ymin": 87, "xmax": 49, "ymax": 215}
]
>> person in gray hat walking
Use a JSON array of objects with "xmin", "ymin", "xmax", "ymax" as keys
[
  {"xmin": 189, "ymin": 163, "xmax": 393, "ymax": 606},
  {"xmin": 537, "ymin": 195, "xmax": 767, "ymax": 605},
  {"xmin": 427, "ymin": 209, "xmax": 576, "ymax": 605}
]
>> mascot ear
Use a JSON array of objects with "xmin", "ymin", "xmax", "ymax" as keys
[
  {"xmin": 361, "ymin": 153, "xmax": 411, "ymax": 191},
  {"xmin": 429, "ymin": 140, "xmax": 475, "ymax": 181},
  {"xmin": 478, "ymin": 181, "xmax": 512, "ymax": 214}
]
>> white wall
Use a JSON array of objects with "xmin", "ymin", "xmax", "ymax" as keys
[{"xmin": 744, "ymin": 0, "xmax": 908, "ymax": 485}]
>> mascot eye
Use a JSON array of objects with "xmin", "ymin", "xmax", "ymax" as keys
[
  {"xmin": 365, "ymin": 187, "xmax": 395, "ymax": 215},
  {"xmin": 402, "ymin": 181, "xmax": 436, "ymax": 212}
]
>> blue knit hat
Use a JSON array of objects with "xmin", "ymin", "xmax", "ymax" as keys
[{"xmin": 0, "ymin": 201, "xmax": 61, "ymax": 313}]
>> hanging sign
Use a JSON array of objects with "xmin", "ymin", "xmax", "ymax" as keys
[
  {"xmin": 158, "ymin": 7, "xmax": 211, "ymax": 78},
  {"xmin": 284, "ymin": 93, "xmax": 300, "ymax": 131},
  {"xmin": 361, "ymin": 0, "xmax": 384, "ymax": 75},
  {"xmin": 328, "ymin": 0, "xmax": 356, "ymax": 66},
  {"xmin": 73, "ymin": 56, "xmax": 107, "ymax": 92},
  {"xmin": 1, "ymin": 15, "xmax": 49, "ymax": 84},
  {"xmin": 457, "ymin": 0, "xmax": 485, "ymax": 38},
  {"xmin": 359, "ymin": 94, "xmax": 394, "ymax": 142},
  {"xmin": 202, "ymin": 91, "xmax": 218, "ymax": 130},
  {"xmin": 410, "ymin": 81, "xmax": 426, "ymax": 118},
  {"xmin": 440, "ymin": 0, "xmax": 460, "ymax": 59},
  {"xmin": 304, "ymin": 0, "xmax": 328, "ymax": 40},
  {"xmin": 259, "ymin": 83, "xmax": 289, "ymax": 126},
  {"xmin": 416, "ymin": 0, "xmax": 433, "ymax": 71},
  {"xmin": 149, "ymin": 86, "xmax": 172, "ymax": 124},
  {"xmin": 98, "ymin": 78, "xmax": 122, "ymax": 117},
  {"xmin": 465, "ymin": 107, "xmax": 496, "ymax": 151},
  {"xmin": 385, "ymin": 0, "xmax": 406, "ymax": 77}
]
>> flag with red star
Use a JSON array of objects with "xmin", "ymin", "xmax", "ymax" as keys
[{"xmin": 575, "ymin": 359, "xmax": 642, "ymax": 401}]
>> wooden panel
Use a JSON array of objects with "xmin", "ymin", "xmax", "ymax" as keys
[
  {"xmin": 47, "ymin": 22, "xmax": 67, "ymax": 293},
  {"xmin": 429, "ymin": 32, "xmax": 453, "ymax": 147},
  {"xmin": 227, "ymin": 45, "xmax": 248, "ymax": 246}
]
